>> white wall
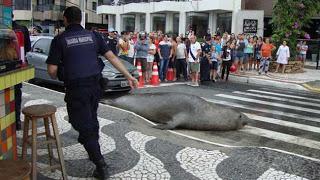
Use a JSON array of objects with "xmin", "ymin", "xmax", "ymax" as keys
[
  {"xmin": 234, "ymin": 10, "xmax": 264, "ymax": 37},
  {"xmin": 97, "ymin": 0, "xmax": 235, "ymax": 15}
]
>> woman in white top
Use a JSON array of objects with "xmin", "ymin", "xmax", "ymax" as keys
[
  {"xmin": 127, "ymin": 33, "xmax": 135, "ymax": 65},
  {"xmin": 147, "ymin": 37, "xmax": 156, "ymax": 83},
  {"xmin": 275, "ymin": 40, "xmax": 290, "ymax": 73}
]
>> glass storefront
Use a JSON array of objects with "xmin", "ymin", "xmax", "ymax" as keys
[
  {"xmin": 216, "ymin": 12, "xmax": 232, "ymax": 34},
  {"xmin": 152, "ymin": 13, "xmax": 166, "ymax": 33},
  {"xmin": 122, "ymin": 14, "xmax": 135, "ymax": 32},
  {"xmin": 186, "ymin": 12, "xmax": 208, "ymax": 38}
]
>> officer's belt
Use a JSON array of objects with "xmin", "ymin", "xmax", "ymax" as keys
[{"xmin": 65, "ymin": 74, "xmax": 102, "ymax": 88}]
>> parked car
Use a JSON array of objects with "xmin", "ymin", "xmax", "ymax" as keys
[{"xmin": 26, "ymin": 36, "xmax": 139, "ymax": 92}]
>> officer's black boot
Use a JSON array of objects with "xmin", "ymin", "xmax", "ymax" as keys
[{"xmin": 93, "ymin": 159, "xmax": 108, "ymax": 180}]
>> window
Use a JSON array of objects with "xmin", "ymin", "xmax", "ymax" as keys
[
  {"xmin": 92, "ymin": 2, "xmax": 97, "ymax": 11},
  {"xmin": 33, "ymin": 38, "xmax": 52, "ymax": 56},
  {"xmin": 152, "ymin": 14, "xmax": 166, "ymax": 33},
  {"xmin": 13, "ymin": 0, "xmax": 31, "ymax": 10}
]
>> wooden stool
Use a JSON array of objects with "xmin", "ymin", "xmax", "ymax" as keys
[
  {"xmin": 22, "ymin": 104, "xmax": 67, "ymax": 180},
  {"xmin": 0, "ymin": 160, "xmax": 31, "ymax": 180}
]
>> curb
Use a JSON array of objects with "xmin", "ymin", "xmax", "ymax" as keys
[
  {"xmin": 229, "ymin": 74, "xmax": 308, "ymax": 91},
  {"xmin": 302, "ymin": 83, "xmax": 320, "ymax": 93}
]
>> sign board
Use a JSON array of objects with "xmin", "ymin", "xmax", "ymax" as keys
[
  {"xmin": 3, "ymin": 6, "xmax": 11, "ymax": 28},
  {"xmin": 0, "ymin": 0, "xmax": 12, "ymax": 28},
  {"xmin": 243, "ymin": 19, "xmax": 258, "ymax": 34}
]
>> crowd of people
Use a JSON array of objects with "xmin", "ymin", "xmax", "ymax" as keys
[{"xmin": 99, "ymin": 29, "xmax": 306, "ymax": 86}]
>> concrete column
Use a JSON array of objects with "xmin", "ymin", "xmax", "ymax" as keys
[
  {"xmin": 179, "ymin": 11, "xmax": 186, "ymax": 35},
  {"xmin": 135, "ymin": 14, "xmax": 141, "ymax": 32},
  {"xmin": 145, "ymin": 13, "xmax": 151, "ymax": 33},
  {"xmin": 115, "ymin": 13, "xmax": 121, "ymax": 32},
  {"xmin": 108, "ymin": 14, "xmax": 115, "ymax": 29},
  {"xmin": 231, "ymin": 0, "xmax": 242, "ymax": 34},
  {"xmin": 210, "ymin": 12, "xmax": 217, "ymax": 34},
  {"xmin": 165, "ymin": 13, "xmax": 173, "ymax": 33},
  {"xmin": 208, "ymin": 11, "xmax": 214, "ymax": 34}
]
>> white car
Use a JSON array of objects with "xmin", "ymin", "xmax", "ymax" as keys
[{"xmin": 26, "ymin": 36, "xmax": 139, "ymax": 92}]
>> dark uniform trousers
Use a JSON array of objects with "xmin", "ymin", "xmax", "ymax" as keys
[
  {"xmin": 14, "ymin": 84, "xmax": 22, "ymax": 126},
  {"xmin": 64, "ymin": 74, "xmax": 103, "ymax": 163}
]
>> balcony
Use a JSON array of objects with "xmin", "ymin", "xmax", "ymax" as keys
[
  {"xmin": 33, "ymin": 5, "xmax": 66, "ymax": 21},
  {"xmin": 34, "ymin": 4, "xmax": 66, "ymax": 12},
  {"xmin": 100, "ymin": 0, "xmax": 192, "ymax": 6}
]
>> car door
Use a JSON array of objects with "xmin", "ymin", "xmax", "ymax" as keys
[{"xmin": 26, "ymin": 38, "xmax": 53, "ymax": 82}]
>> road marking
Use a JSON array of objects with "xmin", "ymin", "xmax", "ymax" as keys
[
  {"xmin": 247, "ymin": 89, "xmax": 320, "ymax": 103},
  {"xmin": 204, "ymin": 98, "xmax": 320, "ymax": 123},
  {"xmin": 240, "ymin": 126, "xmax": 320, "ymax": 150},
  {"xmin": 244, "ymin": 113, "xmax": 320, "ymax": 134},
  {"xmin": 233, "ymin": 91, "xmax": 320, "ymax": 108},
  {"xmin": 141, "ymin": 82, "xmax": 188, "ymax": 89},
  {"xmin": 216, "ymin": 94, "xmax": 320, "ymax": 115}
]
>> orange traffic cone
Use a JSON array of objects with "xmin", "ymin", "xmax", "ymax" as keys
[
  {"xmin": 166, "ymin": 67, "xmax": 174, "ymax": 81},
  {"xmin": 137, "ymin": 61, "xmax": 144, "ymax": 88},
  {"xmin": 151, "ymin": 62, "xmax": 160, "ymax": 86}
]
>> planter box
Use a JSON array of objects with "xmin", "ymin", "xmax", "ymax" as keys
[{"xmin": 269, "ymin": 60, "xmax": 304, "ymax": 73}]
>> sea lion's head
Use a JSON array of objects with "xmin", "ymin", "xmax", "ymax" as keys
[{"xmin": 237, "ymin": 113, "xmax": 248, "ymax": 129}]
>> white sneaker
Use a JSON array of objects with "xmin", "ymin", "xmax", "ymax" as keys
[{"xmin": 191, "ymin": 82, "xmax": 199, "ymax": 87}]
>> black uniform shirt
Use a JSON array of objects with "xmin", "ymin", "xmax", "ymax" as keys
[
  {"xmin": 46, "ymin": 24, "xmax": 110, "ymax": 81},
  {"xmin": 105, "ymin": 36, "xmax": 118, "ymax": 55},
  {"xmin": 47, "ymin": 24, "xmax": 110, "ymax": 65}
]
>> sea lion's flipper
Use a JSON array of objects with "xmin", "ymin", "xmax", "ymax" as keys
[
  {"xmin": 153, "ymin": 113, "xmax": 187, "ymax": 130},
  {"xmin": 153, "ymin": 123, "xmax": 176, "ymax": 130}
]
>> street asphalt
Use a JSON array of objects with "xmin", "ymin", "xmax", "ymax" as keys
[{"xmin": 19, "ymin": 80, "xmax": 320, "ymax": 179}]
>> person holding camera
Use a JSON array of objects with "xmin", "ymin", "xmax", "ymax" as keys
[{"xmin": 134, "ymin": 32, "xmax": 149, "ymax": 82}]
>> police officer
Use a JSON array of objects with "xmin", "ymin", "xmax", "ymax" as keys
[
  {"xmin": 105, "ymin": 27, "xmax": 118, "ymax": 55},
  {"xmin": 46, "ymin": 6, "xmax": 138, "ymax": 179},
  {"xmin": 200, "ymin": 35, "xmax": 212, "ymax": 82}
]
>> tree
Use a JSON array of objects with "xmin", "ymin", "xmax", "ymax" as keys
[{"xmin": 272, "ymin": 0, "xmax": 320, "ymax": 58}]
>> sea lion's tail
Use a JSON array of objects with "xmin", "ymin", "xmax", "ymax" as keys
[{"xmin": 101, "ymin": 99, "xmax": 115, "ymax": 106}]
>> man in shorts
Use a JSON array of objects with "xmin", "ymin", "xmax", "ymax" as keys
[
  {"xmin": 134, "ymin": 32, "xmax": 149, "ymax": 81},
  {"xmin": 188, "ymin": 35, "xmax": 201, "ymax": 86}
]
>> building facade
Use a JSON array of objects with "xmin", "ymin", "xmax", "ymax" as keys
[
  {"xmin": 97, "ymin": 0, "xmax": 265, "ymax": 37},
  {"xmin": 13, "ymin": 0, "xmax": 105, "ymax": 32},
  {"xmin": 98, "ymin": 0, "xmax": 320, "ymax": 39}
]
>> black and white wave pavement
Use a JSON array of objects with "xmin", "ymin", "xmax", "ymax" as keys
[{"xmin": 19, "ymin": 83, "xmax": 320, "ymax": 179}]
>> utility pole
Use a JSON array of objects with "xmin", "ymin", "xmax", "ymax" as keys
[
  {"xmin": 31, "ymin": 0, "xmax": 34, "ymax": 27},
  {"xmin": 80, "ymin": 0, "xmax": 86, "ymax": 28}
]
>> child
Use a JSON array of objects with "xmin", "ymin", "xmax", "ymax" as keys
[
  {"xmin": 209, "ymin": 46, "xmax": 221, "ymax": 82},
  {"xmin": 221, "ymin": 42, "xmax": 234, "ymax": 81}
]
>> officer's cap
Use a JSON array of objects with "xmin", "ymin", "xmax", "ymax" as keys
[{"xmin": 108, "ymin": 28, "xmax": 116, "ymax": 32}]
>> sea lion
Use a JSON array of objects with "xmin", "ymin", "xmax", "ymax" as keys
[{"xmin": 110, "ymin": 92, "xmax": 248, "ymax": 131}]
